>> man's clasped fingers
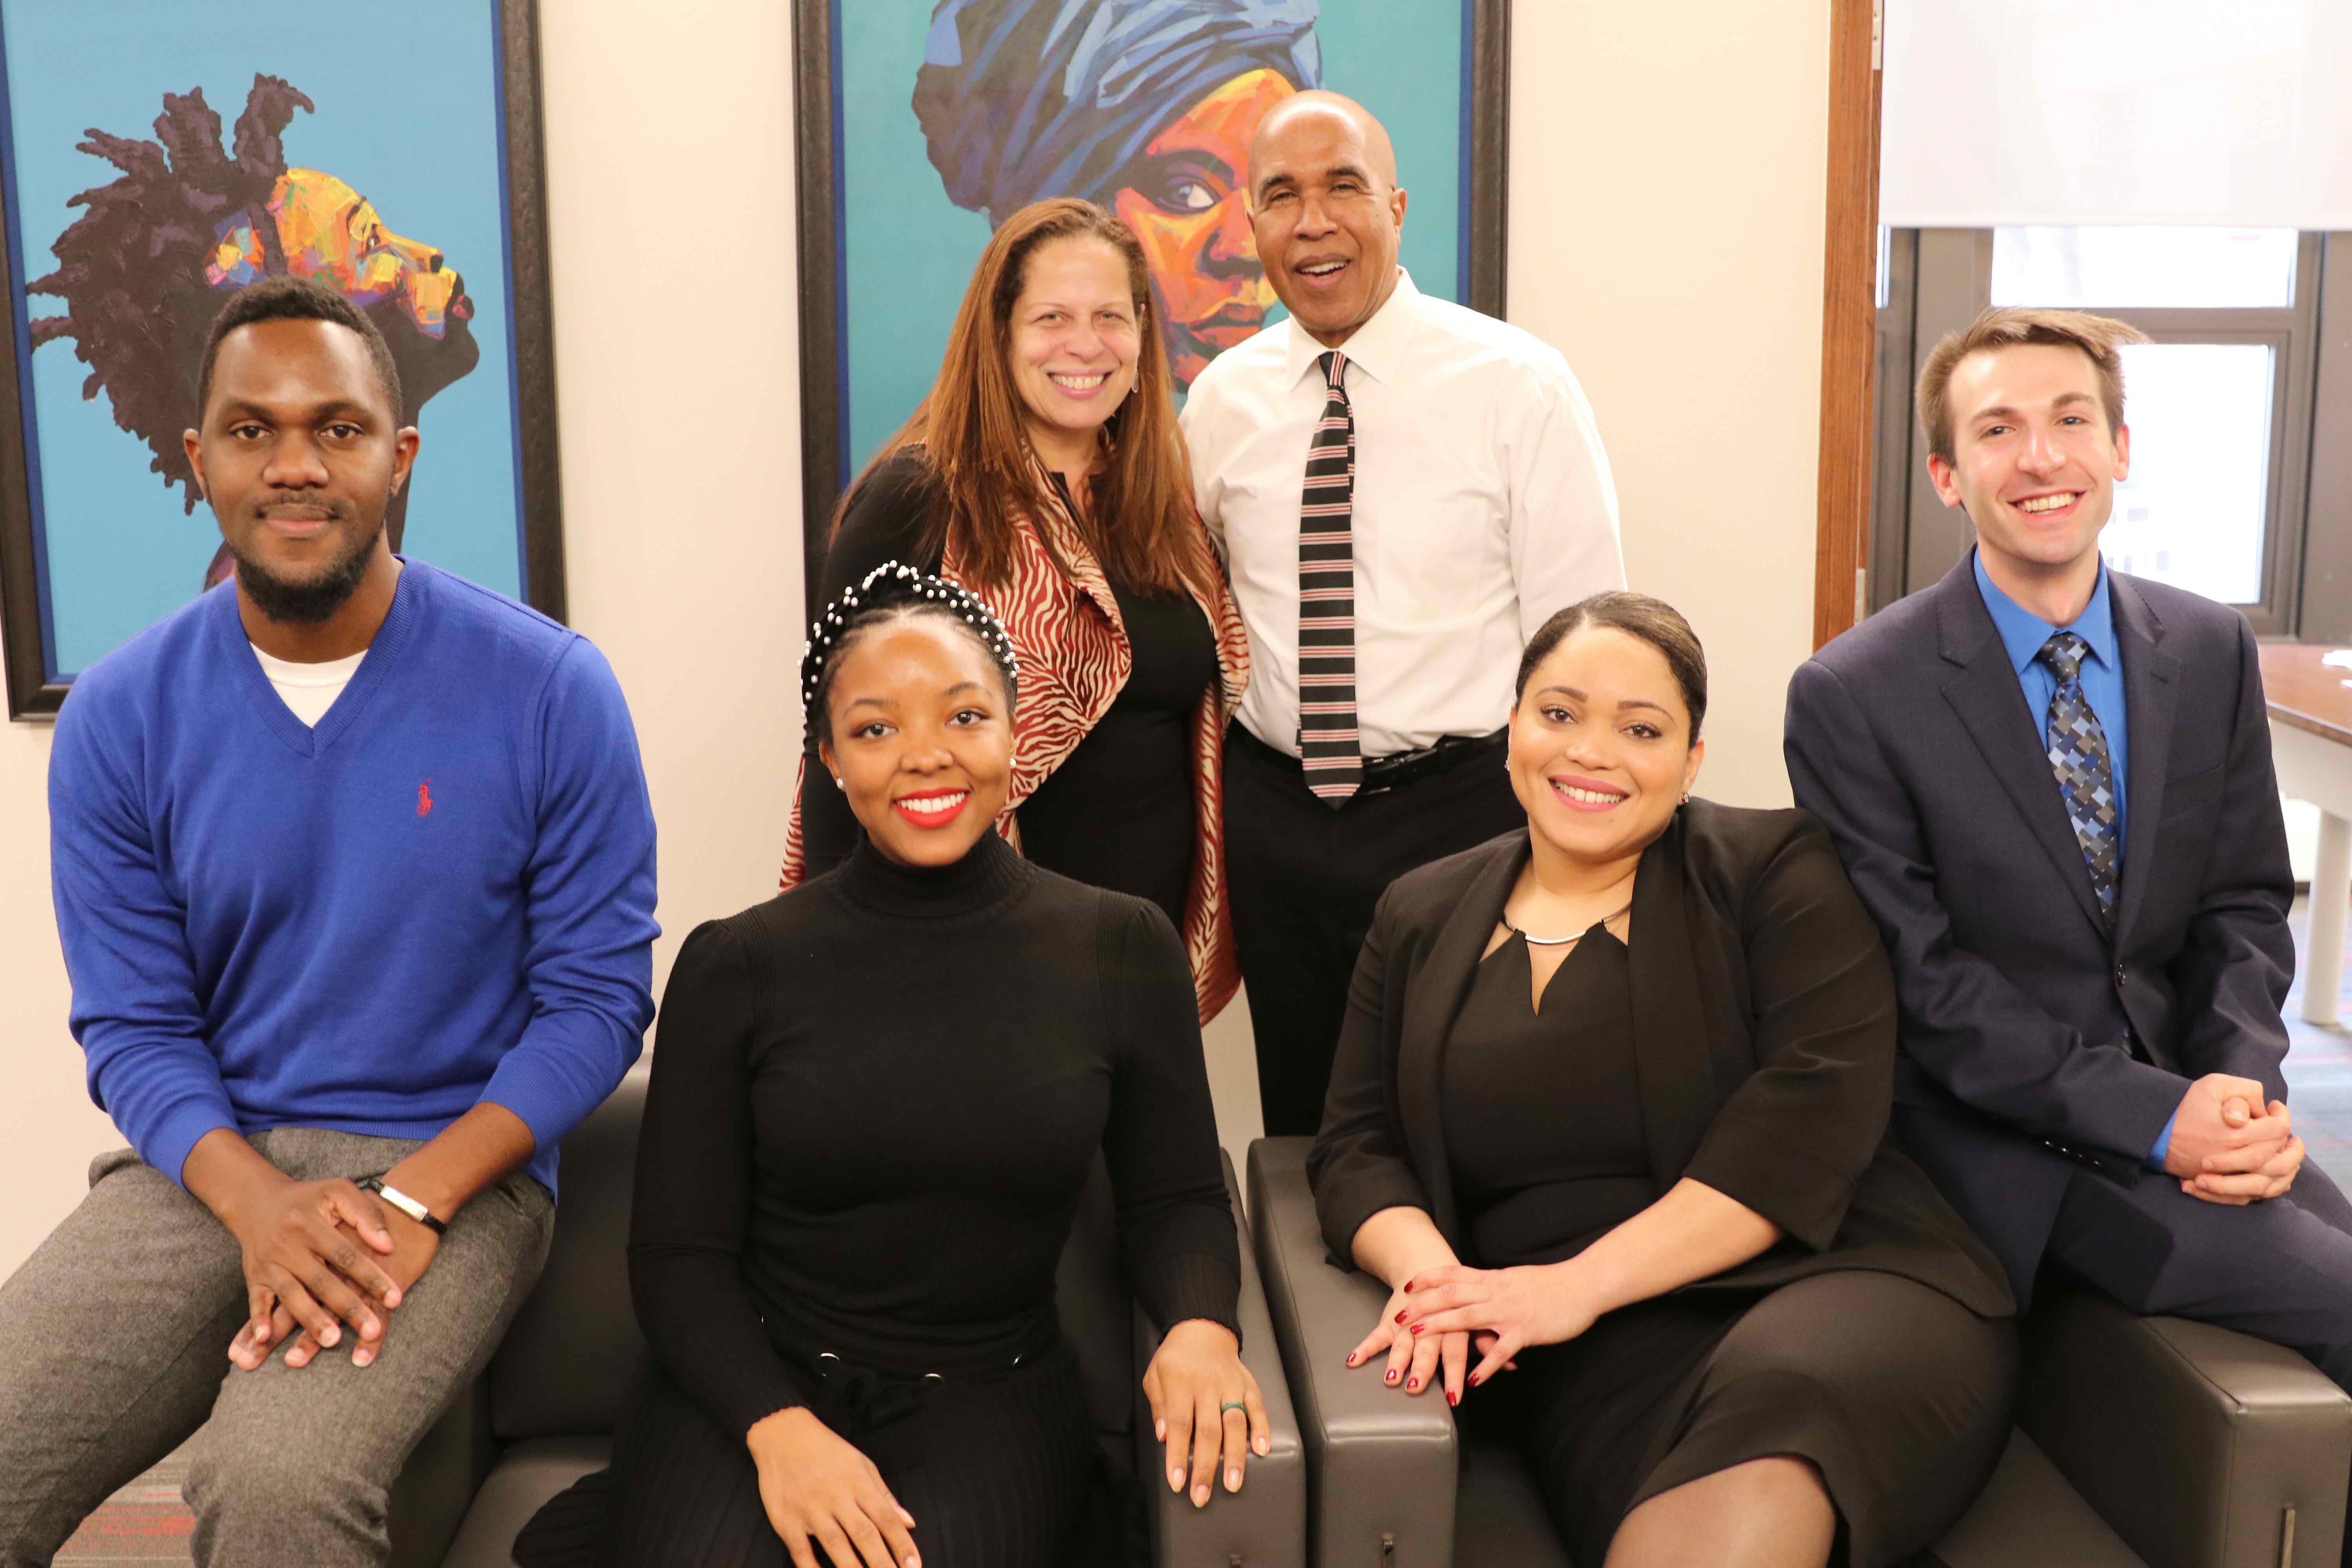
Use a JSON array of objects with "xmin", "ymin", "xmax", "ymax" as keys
[
  {"xmin": 2201, "ymin": 1136, "xmax": 2291, "ymax": 1174},
  {"xmin": 2190, "ymin": 1136, "xmax": 2304, "ymax": 1203}
]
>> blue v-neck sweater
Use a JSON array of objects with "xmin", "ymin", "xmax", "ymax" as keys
[{"xmin": 48, "ymin": 561, "xmax": 659, "ymax": 1198}]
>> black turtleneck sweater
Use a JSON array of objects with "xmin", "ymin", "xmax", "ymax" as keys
[{"xmin": 627, "ymin": 832, "xmax": 1242, "ymax": 1440}]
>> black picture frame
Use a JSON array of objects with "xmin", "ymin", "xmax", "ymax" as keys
[
  {"xmin": 0, "ymin": 0, "xmax": 566, "ymax": 719},
  {"xmin": 788, "ymin": 0, "xmax": 1513, "ymax": 604}
]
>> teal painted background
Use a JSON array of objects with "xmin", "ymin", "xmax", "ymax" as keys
[
  {"xmin": 837, "ymin": 0, "xmax": 1468, "ymax": 478},
  {"xmin": 0, "ymin": 0, "xmax": 523, "ymax": 679}
]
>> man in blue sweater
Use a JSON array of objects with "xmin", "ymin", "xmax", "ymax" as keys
[{"xmin": 0, "ymin": 278, "xmax": 659, "ymax": 1567}]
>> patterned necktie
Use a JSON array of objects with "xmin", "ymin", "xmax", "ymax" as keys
[
  {"xmin": 1297, "ymin": 350, "xmax": 1361, "ymax": 804},
  {"xmin": 2038, "ymin": 631, "xmax": 2120, "ymax": 924}
]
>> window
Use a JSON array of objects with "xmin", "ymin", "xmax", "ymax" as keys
[{"xmin": 1870, "ymin": 227, "xmax": 2352, "ymax": 641}]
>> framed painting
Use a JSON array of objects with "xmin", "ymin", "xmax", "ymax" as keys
[
  {"xmin": 791, "ymin": 0, "xmax": 1511, "ymax": 589},
  {"xmin": 0, "ymin": 0, "xmax": 562, "ymax": 718}
]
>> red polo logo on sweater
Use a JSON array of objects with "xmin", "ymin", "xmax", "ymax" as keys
[{"xmin": 417, "ymin": 780, "xmax": 434, "ymax": 818}]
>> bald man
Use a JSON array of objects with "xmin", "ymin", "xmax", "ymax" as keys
[{"xmin": 1181, "ymin": 92, "xmax": 1625, "ymax": 1135}]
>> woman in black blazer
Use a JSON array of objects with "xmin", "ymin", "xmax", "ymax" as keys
[{"xmin": 1309, "ymin": 592, "xmax": 2018, "ymax": 1568}]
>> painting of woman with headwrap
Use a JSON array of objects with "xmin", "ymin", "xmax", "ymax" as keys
[
  {"xmin": 0, "ymin": 0, "xmax": 555, "ymax": 714},
  {"xmin": 913, "ymin": 0, "xmax": 1322, "ymax": 389},
  {"xmin": 807, "ymin": 0, "xmax": 1497, "ymax": 550}
]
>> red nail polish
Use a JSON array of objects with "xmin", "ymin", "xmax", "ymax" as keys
[
  {"xmin": 1407, "ymin": 1378, "xmax": 1419, "ymax": 1390},
  {"xmin": 1447, "ymin": 1391, "xmax": 1459, "ymax": 1407},
  {"xmin": 1394, "ymin": 1310, "xmax": 1407, "ymax": 1323},
  {"xmin": 1409, "ymin": 1324, "xmax": 1423, "ymax": 1336},
  {"xmin": 1387, "ymin": 1371, "xmax": 1398, "ymax": 1384},
  {"xmin": 1469, "ymin": 1372, "xmax": 1483, "ymax": 1386}
]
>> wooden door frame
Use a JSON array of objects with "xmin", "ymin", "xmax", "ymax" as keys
[{"xmin": 1813, "ymin": 0, "xmax": 1884, "ymax": 647}]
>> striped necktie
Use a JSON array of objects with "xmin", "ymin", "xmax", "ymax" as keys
[{"xmin": 1298, "ymin": 350, "xmax": 1361, "ymax": 804}]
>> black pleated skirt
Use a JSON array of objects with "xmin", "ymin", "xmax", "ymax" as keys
[
  {"xmin": 514, "ymin": 1338, "xmax": 1140, "ymax": 1568},
  {"xmin": 1459, "ymin": 1269, "xmax": 2017, "ymax": 1568}
]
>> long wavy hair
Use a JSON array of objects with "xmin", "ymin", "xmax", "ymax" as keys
[{"xmin": 839, "ymin": 198, "xmax": 1217, "ymax": 599}]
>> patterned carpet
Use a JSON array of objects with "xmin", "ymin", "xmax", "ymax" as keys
[
  {"xmin": 53, "ymin": 902, "xmax": 2352, "ymax": 1564},
  {"xmin": 54, "ymin": 1450, "xmax": 191, "ymax": 1564}
]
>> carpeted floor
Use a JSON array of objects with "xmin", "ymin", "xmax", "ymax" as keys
[
  {"xmin": 51, "ymin": 900, "xmax": 2352, "ymax": 1564},
  {"xmin": 54, "ymin": 1450, "xmax": 191, "ymax": 1564}
]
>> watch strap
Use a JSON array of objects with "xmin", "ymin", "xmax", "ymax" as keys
[{"xmin": 358, "ymin": 1176, "xmax": 448, "ymax": 1235}]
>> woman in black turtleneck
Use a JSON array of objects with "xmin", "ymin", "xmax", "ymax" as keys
[{"xmin": 516, "ymin": 566, "xmax": 1265, "ymax": 1568}]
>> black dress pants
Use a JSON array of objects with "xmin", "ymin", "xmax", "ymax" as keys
[{"xmin": 1222, "ymin": 724, "xmax": 1523, "ymax": 1136}]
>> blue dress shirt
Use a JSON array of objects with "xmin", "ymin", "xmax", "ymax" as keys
[{"xmin": 1971, "ymin": 552, "xmax": 2172, "ymax": 1168}]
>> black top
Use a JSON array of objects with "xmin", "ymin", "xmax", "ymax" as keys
[
  {"xmin": 1310, "ymin": 809, "xmax": 2014, "ymax": 1319},
  {"xmin": 1443, "ymin": 928, "xmax": 1656, "ymax": 1267},
  {"xmin": 801, "ymin": 452, "xmax": 1216, "ymax": 929},
  {"xmin": 629, "ymin": 831, "xmax": 1242, "ymax": 1441}
]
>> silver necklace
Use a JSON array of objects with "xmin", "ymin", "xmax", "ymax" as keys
[{"xmin": 1502, "ymin": 898, "xmax": 1633, "ymax": 947}]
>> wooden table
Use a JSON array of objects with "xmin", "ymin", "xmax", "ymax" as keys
[{"xmin": 2263, "ymin": 643, "xmax": 2352, "ymax": 1027}]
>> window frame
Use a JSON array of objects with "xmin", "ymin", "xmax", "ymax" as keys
[{"xmin": 1871, "ymin": 229, "xmax": 2332, "ymax": 640}]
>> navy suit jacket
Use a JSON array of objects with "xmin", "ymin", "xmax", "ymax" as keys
[{"xmin": 1784, "ymin": 556, "xmax": 2296, "ymax": 1301}]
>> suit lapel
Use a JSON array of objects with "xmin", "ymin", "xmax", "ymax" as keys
[
  {"xmin": 1396, "ymin": 834, "xmax": 1528, "ymax": 1244},
  {"xmin": 2111, "ymin": 576, "xmax": 2180, "ymax": 947},
  {"xmin": 1935, "ymin": 563, "xmax": 2107, "ymax": 936},
  {"xmin": 1624, "ymin": 818, "xmax": 1718, "ymax": 1188}
]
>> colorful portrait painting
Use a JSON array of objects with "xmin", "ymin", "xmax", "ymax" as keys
[
  {"xmin": 803, "ymin": 0, "xmax": 1500, "ymax": 545},
  {"xmin": 0, "ymin": 0, "xmax": 556, "ymax": 713}
]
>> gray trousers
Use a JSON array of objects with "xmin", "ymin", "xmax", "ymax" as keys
[{"xmin": 0, "ymin": 1128, "xmax": 553, "ymax": 1568}]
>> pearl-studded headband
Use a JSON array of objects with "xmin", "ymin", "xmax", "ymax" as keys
[{"xmin": 799, "ymin": 560, "xmax": 1020, "ymax": 718}]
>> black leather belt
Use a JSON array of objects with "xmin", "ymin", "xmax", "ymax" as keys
[{"xmin": 1231, "ymin": 723, "xmax": 1507, "ymax": 797}]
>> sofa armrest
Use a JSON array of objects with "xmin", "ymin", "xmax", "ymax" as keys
[
  {"xmin": 387, "ymin": 1378, "xmax": 494, "ymax": 1568},
  {"xmin": 2020, "ymin": 1280, "xmax": 2352, "ymax": 1568},
  {"xmin": 1131, "ymin": 1149, "xmax": 1307, "ymax": 1566},
  {"xmin": 1248, "ymin": 1136, "xmax": 1458, "ymax": 1568}
]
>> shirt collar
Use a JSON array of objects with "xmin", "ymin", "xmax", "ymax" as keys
[
  {"xmin": 1284, "ymin": 266, "xmax": 1420, "ymax": 388},
  {"xmin": 1972, "ymin": 548, "xmax": 2119, "ymax": 677}
]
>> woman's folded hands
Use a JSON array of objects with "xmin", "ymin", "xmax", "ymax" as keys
[
  {"xmin": 1348, "ymin": 1275, "xmax": 1528, "ymax": 1406},
  {"xmin": 1393, "ymin": 1262, "xmax": 1601, "ymax": 1387}
]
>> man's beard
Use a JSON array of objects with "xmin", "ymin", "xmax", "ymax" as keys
[{"xmin": 228, "ymin": 510, "xmax": 384, "ymax": 625}]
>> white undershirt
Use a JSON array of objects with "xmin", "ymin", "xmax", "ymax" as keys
[{"xmin": 250, "ymin": 644, "xmax": 367, "ymax": 728}]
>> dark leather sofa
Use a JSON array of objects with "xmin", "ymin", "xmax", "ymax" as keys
[
  {"xmin": 378, "ymin": 1064, "xmax": 1307, "ymax": 1566},
  {"xmin": 1248, "ymin": 1135, "xmax": 2352, "ymax": 1568}
]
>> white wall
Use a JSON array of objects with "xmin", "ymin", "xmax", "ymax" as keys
[
  {"xmin": 1509, "ymin": 0, "xmax": 1830, "ymax": 809},
  {"xmin": 0, "ymin": 0, "xmax": 1836, "ymax": 1279}
]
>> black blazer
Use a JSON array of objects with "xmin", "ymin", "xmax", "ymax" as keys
[
  {"xmin": 1785, "ymin": 557, "xmax": 2296, "ymax": 1301},
  {"xmin": 1308, "ymin": 803, "xmax": 2012, "ymax": 1318}
]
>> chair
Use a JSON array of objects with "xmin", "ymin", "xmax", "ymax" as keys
[
  {"xmin": 381, "ymin": 1064, "xmax": 1307, "ymax": 1566},
  {"xmin": 1249, "ymin": 1135, "xmax": 2352, "ymax": 1568}
]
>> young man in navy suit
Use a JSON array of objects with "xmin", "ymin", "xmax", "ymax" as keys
[{"xmin": 1787, "ymin": 308, "xmax": 2352, "ymax": 1496}]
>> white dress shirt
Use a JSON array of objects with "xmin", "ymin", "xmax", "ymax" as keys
[{"xmin": 1181, "ymin": 269, "xmax": 1624, "ymax": 758}]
